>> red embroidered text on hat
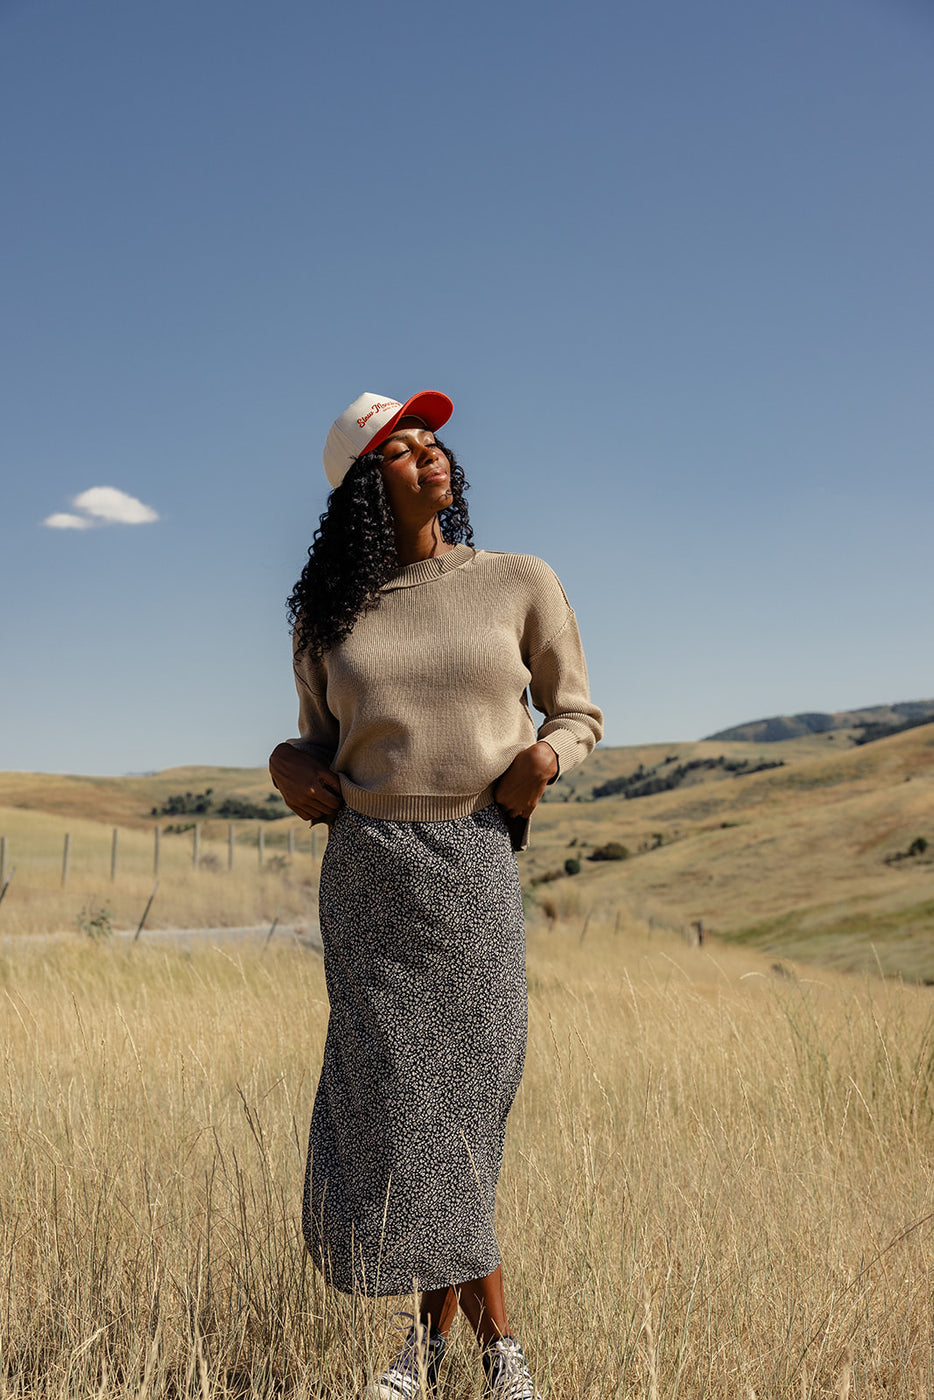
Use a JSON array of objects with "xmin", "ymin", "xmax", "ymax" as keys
[{"xmin": 323, "ymin": 391, "xmax": 454, "ymax": 488}]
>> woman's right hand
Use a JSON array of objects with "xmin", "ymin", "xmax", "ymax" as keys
[{"xmin": 268, "ymin": 742, "xmax": 344, "ymax": 823}]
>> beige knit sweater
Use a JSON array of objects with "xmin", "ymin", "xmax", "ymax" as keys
[{"xmin": 289, "ymin": 544, "xmax": 603, "ymax": 828}]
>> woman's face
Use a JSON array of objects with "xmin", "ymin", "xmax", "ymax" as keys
[{"xmin": 378, "ymin": 416, "xmax": 453, "ymax": 524}]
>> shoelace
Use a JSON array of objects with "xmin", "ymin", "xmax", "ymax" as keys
[
  {"xmin": 484, "ymin": 1336, "xmax": 541, "ymax": 1400},
  {"xmin": 376, "ymin": 1315, "xmax": 446, "ymax": 1397}
]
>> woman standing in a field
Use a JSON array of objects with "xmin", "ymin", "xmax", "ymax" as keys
[{"xmin": 269, "ymin": 390, "xmax": 602, "ymax": 1400}]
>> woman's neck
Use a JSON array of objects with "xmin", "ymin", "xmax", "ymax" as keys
[{"xmin": 393, "ymin": 518, "xmax": 454, "ymax": 566}]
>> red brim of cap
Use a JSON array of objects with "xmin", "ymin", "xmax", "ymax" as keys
[{"xmin": 363, "ymin": 390, "xmax": 454, "ymax": 456}]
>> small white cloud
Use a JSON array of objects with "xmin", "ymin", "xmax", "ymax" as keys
[
  {"xmin": 72, "ymin": 486, "xmax": 159, "ymax": 525},
  {"xmin": 42, "ymin": 485, "xmax": 160, "ymax": 530},
  {"xmin": 43, "ymin": 512, "xmax": 95, "ymax": 530}
]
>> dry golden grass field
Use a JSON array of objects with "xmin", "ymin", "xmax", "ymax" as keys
[
  {"xmin": 1, "ymin": 914, "xmax": 933, "ymax": 1398},
  {"xmin": 0, "ymin": 727, "xmax": 932, "ymax": 1395}
]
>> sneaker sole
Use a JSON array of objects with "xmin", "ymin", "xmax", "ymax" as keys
[{"xmin": 365, "ymin": 1379, "xmax": 428, "ymax": 1400}]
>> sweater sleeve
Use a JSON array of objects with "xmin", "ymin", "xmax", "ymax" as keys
[
  {"xmin": 522, "ymin": 562, "xmax": 604, "ymax": 774},
  {"xmin": 285, "ymin": 646, "xmax": 340, "ymax": 766}
]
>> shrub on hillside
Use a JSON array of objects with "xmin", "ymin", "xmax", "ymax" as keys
[
  {"xmin": 592, "ymin": 754, "xmax": 784, "ymax": 801},
  {"xmin": 532, "ymin": 867, "xmax": 567, "ymax": 885},
  {"xmin": 215, "ymin": 795, "xmax": 287, "ymax": 821},
  {"xmin": 151, "ymin": 789, "xmax": 287, "ymax": 821},
  {"xmin": 77, "ymin": 902, "xmax": 113, "ymax": 939},
  {"xmin": 588, "ymin": 842, "xmax": 629, "ymax": 862},
  {"xmin": 152, "ymin": 789, "xmax": 213, "ymax": 816},
  {"xmin": 884, "ymin": 836, "xmax": 929, "ymax": 865},
  {"xmin": 855, "ymin": 713, "xmax": 934, "ymax": 746}
]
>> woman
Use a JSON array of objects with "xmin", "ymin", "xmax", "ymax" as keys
[{"xmin": 270, "ymin": 390, "xmax": 602, "ymax": 1400}]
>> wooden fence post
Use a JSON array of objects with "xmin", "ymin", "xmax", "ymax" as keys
[
  {"xmin": 134, "ymin": 881, "xmax": 159, "ymax": 942},
  {"xmin": 153, "ymin": 826, "xmax": 161, "ymax": 877},
  {"xmin": 61, "ymin": 833, "xmax": 71, "ymax": 888},
  {"xmin": 111, "ymin": 828, "xmax": 119, "ymax": 882},
  {"xmin": 288, "ymin": 829, "xmax": 295, "ymax": 858},
  {"xmin": 193, "ymin": 823, "xmax": 200, "ymax": 870},
  {"xmin": 258, "ymin": 826, "xmax": 265, "ymax": 868},
  {"xmin": 0, "ymin": 866, "xmax": 14, "ymax": 912},
  {"xmin": 228, "ymin": 823, "xmax": 235, "ymax": 871},
  {"xmin": 0, "ymin": 836, "xmax": 6, "ymax": 888},
  {"xmin": 263, "ymin": 907, "xmax": 281, "ymax": 954}
]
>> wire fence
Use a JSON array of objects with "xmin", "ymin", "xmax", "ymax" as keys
[
  {"xmin": 0, "ymin": 820, "xmax": 327, "ymax": 938},
  {"xmin": 0, "ymin": 823, "xmax": 325, "ymax": 889}
]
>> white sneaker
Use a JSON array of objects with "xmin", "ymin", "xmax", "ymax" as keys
[
  {"xmin": 481, "ymin": 1335, "xmax": 543, "ymax": 1400},
  {"xmin": 366, "ymin": 1317, "xmax": 447, "ymax": 1399}
]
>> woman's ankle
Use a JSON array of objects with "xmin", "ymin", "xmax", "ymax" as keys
[
  {"xmin": 419, "ymin": 1285, "xmax": 458, "ymax": 1338},
  {"xmin": 475, "ymin": 1321, "xmax": 510, "ymax": 1349}
]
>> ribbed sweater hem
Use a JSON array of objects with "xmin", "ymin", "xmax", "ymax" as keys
[{"xmin": 340, "ymin": 780, "xmax": 497, "ymax": 822}]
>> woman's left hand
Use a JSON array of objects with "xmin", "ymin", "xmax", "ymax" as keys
[{"xmin": 494, "ymin": 741, "xmax": 559, "ymax": 819}]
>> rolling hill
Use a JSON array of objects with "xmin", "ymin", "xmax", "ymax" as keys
[
  {"xmin": 1, "ymin": 720, "xmax": 932, "ymax": 980},
  {"xmin": 705, "ymin": 698, "xmax": 934, "ymax": 744},
  {"xmin": 528, "ymin": 722, "xmax": 934, "ymax": 981}
]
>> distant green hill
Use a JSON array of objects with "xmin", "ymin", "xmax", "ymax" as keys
[{"xmin": 705, "ymin": 699, "xmax": 934, "ymax": 744}]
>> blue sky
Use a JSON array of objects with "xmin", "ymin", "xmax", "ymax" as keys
[{"xmin": 1, "ymin": 0, "xmax": 931, "ymax": 774}]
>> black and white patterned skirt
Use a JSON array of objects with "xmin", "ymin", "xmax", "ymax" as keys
[{"xmin": 302, "ymin": 802, "xmax": 527, "ymax": 1297}]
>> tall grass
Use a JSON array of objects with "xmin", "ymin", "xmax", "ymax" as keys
[{"xmin": 1, "ymin": 913, "xmax": 932, "ymax": 1397}]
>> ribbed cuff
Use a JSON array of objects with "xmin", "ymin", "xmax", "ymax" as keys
[{"xmin": 537, "ymin": 726, "xmax": 584, "ymax": 775}]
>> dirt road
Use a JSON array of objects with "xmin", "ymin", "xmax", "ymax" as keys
[{"xmin": 1, "ymin": 922, "xmax": 323, "ymax": 953}]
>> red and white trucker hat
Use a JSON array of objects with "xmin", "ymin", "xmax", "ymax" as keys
[{"xmin": 323, "ymin": 390, "xmax": 454, "ymax": 489}]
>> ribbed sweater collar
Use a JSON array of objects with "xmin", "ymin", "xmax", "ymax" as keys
[{"xmin": 381, "ymin": 542, "xmax": 477, "ymax": 591}]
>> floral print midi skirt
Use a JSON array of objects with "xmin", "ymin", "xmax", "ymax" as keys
[{"xmin": 302, "ymin": 802, "xmax": 527, "ymax": 1296}]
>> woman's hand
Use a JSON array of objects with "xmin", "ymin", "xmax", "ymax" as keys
[
  {"xmin": 268, "ymin": 743, "xmax": 344, "ymax": 823},
  {"xmin": 494, "ymin": 741, "xmax": 559, "ymax": 819}
]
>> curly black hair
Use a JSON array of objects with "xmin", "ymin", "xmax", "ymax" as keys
[{"xmin": 288, "ymin": 441, "xmax": 473, "ymax": 660}]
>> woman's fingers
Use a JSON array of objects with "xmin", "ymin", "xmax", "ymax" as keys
[
  {"xmin": 268, "ymin": 742, "xmax": 344, "ymax": 821},
  {"xmin": 496, "ymin": 777, "xmax": 547, "ymax": 819},
  {"xmin": 494, "ymin": 742, "xmax": 558, "ymax": 818}
]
